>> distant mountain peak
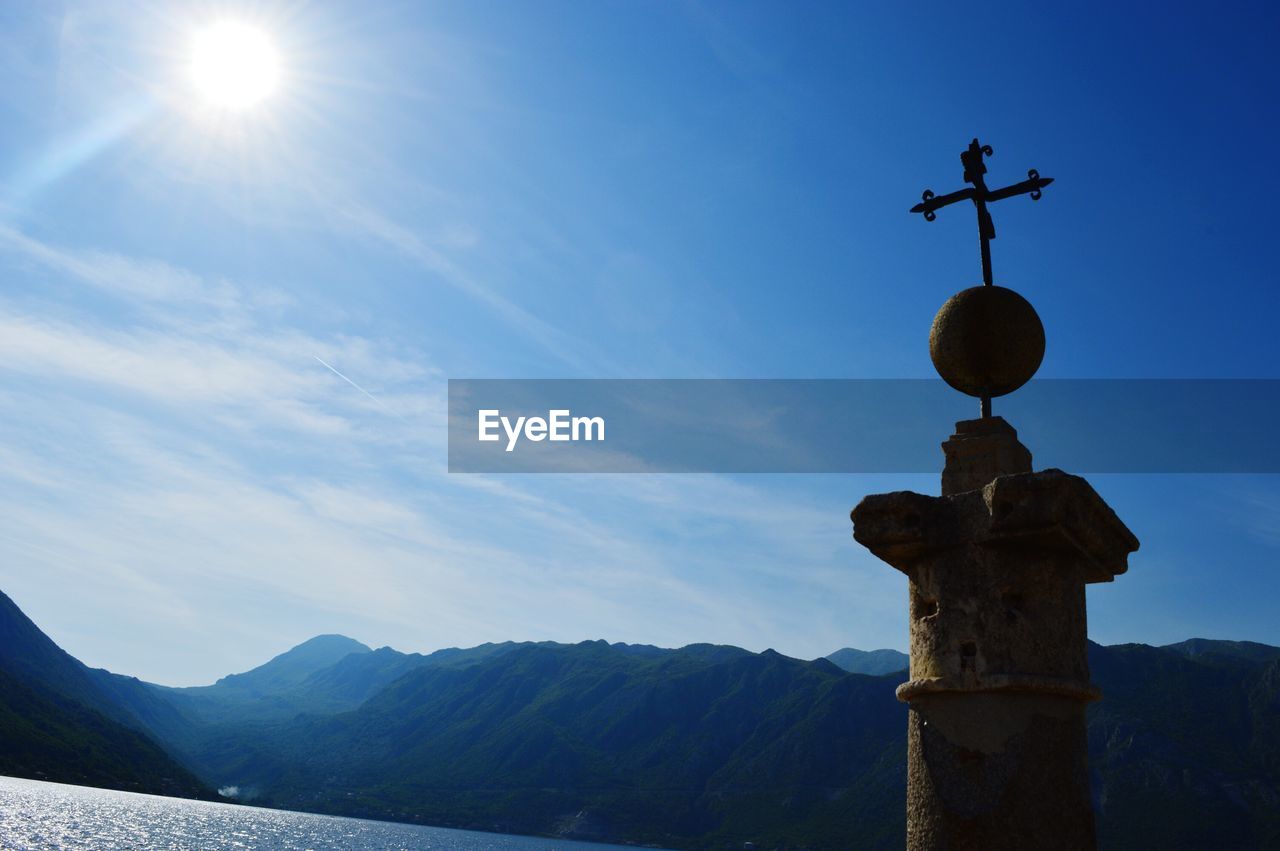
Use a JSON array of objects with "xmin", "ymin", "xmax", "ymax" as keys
[
  {"xmin": 825, "ymin": 647, "xmax": 909, "ymax": 676},
  {"xmin": 207, "ymin": 634, "xmax": 372, "ymax": 695},
  {"xmin": 290, "ymin": 634, "xmax": 372, "ymax": 654}
]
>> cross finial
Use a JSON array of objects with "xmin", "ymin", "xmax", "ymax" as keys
[
  {"xmin": 960, "ymin": 138, "xmax": 991, "ymax": 187},
  {"xmin": 910, "ymin": 138, "xmax": 1053, "ymax": 287}
]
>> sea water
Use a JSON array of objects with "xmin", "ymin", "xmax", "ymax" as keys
[{"xmin": 0, "ymin": 776, "xmax": 662, "ymax": 850}]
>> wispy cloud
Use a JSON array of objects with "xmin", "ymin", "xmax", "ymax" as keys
[
  {"xmin": 0, "ymin": 226, "xmax": 902, "ymax": 684},
  {"xmin": 333, "ymin": 202, "xmax": 616, "ymax": 374}
]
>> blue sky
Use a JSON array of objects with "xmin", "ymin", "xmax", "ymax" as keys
[{"xmin": 1, "ymin": 1, "xmax": 1278, "ymax": 685}]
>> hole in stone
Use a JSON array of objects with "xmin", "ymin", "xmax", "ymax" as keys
[
  {"xmin": 960, "ymin": 641, "xmax": 977, "ymax": 671},
  {"xmin": 914, "ymin": 593, "xmax": 937, "ymax": 619}
]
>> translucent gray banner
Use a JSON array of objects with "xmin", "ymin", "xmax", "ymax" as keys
[{"xmin": 447, "ymin": 379, "xmax": 1280, "ymax": 473}]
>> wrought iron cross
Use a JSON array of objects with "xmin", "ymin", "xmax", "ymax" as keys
[{"xmin": 910, "ymin": 138, "xmax": 1053, "ymax": 286}]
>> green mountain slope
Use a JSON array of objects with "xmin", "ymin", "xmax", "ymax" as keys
[
  {"xmin": 1087, "ymin": 641, "xmax": 1280, "ymax": 849},
  {"xmin": 0, "ymin": 666, "xmax": 210, "ymax": 798},
  {"xmin": 186, "ymin": 642, "xmax": 907, "ymax": 850},
  {"xmin": 0, "ymin": 591, "xmax": 196, "ymax": 743},
  {"xmin": 156, "ymin": 639, "xmax": 543, "ymax": 726},
  {"xmin": 0, "ymin": 590, "xmax": 122, "ymax": 720},
  {"xmin": 0, "ymin": 591, "xmax": 209, "ymax": 799},
  {"xmin": 154, "ymin": 634, "xmax": 371, "ymax": 727},
  {"xmin": 177, "ymin": 639, "xmax": 1280, "ymax": 850}
]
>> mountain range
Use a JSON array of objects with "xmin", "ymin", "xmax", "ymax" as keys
[{"xmin": 1, "ymin": 588, "xmax": 1278, "ymax": 849}]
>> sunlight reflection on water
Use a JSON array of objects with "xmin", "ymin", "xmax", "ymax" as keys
[{"xmin": 0, "ymin": 776, "xmax": 657, "ymax": 850}]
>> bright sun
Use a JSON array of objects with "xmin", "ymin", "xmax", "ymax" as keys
[{"xmin": 189, "ymin": 22, "xmax": 280, "ymax": 110}]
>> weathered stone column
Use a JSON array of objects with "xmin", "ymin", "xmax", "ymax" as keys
[{"xmin": 851, "ymin": 416, "xmax": 1138, "ymax": 850}]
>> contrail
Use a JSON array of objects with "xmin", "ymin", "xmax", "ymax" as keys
[{"xmin": 314, "ymin": 355, "xmax": 398, "ymax": 417}]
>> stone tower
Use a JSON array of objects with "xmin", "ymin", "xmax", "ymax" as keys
[{"xmin": 852, "ymin": 140, "xmax": 1139, "ymax": 849}]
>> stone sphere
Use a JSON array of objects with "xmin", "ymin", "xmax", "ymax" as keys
[{"xmin": 929, "ymin": 285, "xmax": 1045, "ymax": 398}]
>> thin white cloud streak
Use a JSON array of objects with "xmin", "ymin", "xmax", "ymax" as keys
[
  {"xmin": 0, "ymin": 224, "xmax": 244, "ymax": 311},
  {"xmin": 0, "ymin": 310, "xmax": 380, "ymax": 438},
  {"xmin": 0, "ymin": 229, "xmax": 437, "ymax": 442},
  {"xmin": 330, "ymin": 201, "xmax": 618, "ymax": 375},
  {"xmin": 313, "ymin": 354, "xmax": 401, "ymax": 419}
]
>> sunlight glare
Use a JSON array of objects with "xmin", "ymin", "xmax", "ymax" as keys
[{"xmin": 189, "ymin": 22, "xmax": 280, "ymax": 110}]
